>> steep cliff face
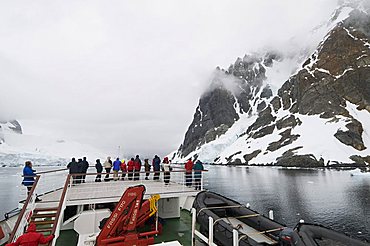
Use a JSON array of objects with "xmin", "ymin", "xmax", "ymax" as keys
[
  {"xmin": 176, "ymin": 53, "xmax": 276, "ymax": 158},
  {"xmin": 173, "ymin": 6, "xmax": 370, "ymax": 166}
]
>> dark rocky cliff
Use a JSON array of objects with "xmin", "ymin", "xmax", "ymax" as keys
[{"xmin": 177, "ymin": 54, "xmax": 277, "ymax": 158}]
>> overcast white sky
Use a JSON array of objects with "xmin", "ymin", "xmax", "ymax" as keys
[{"xmin": 0, "ymin": 0, "xmax": 340, "ymax": 157}]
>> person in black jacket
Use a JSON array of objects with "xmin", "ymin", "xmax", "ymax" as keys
[
  {"xmin": 134, "ymin": 155, "xmax": 142, "ymax": 180},
  {"xmin": 95, "ymin": 159, "xmax": 103, "ymax": 182},
  {"xmin": 152, "ymin": 155, "xmax": 161, "ymax": 180},
  {"xmin": 67, "ymin": 158, "xmax": 79, "ymax": 184},
  {"xmin": 76, "ymin": 159, "xmax": 84, "ymax": 184},
  {"xmin": 81, "ymin": 157, "xmax": 89, "ymax": 183}
]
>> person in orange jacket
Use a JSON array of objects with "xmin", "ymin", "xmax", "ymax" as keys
[{"xmin": 6, "ymin": 223, "xmax": 54, "ymax": 246}]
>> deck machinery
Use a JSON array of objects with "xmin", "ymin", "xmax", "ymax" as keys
[{"xmin": 96, "ymin": 185, "xmax": 160, "ymax": 246}]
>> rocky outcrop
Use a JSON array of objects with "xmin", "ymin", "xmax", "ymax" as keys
[
  {"xmin": 276, "ymin": 154, "xmax": 324, "ymax": 167},
  {"xmin": 276, "ymin": 115, "xmax": 302, "ymax": 130},
  {"xmin": 177, "ymin": 53, "xmax": 278, "ymax": 159},
  {"xmin": 8, "ymin": 120, "xmax": 22, "ymax": 134},
  {"xmin": 247, "ymin": 106, "xmax": 276, "ymax": 134},
  {"xmin": 349, "ymin": 155, "xmax": 370, "ymax": 165},
  {"xmin": 179, "ymin": 87, "xmax": 238, "ymax": 157},
  {"xmin": 226, "ymin": 151, "xmax": 242, "ymax": 163},
  {"xmin": 334, "ymin": 119, "xmax": 365, "ymax": 150},
  {"xmin": 243, "ymin": 150, "xmax": 262, "ymax": 163}
]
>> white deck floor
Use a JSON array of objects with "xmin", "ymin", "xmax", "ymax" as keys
[{"xmin": 37, "ymin": 179, "xmax": 199, "ymax": 207}]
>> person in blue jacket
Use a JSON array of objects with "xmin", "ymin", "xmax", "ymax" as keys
[
  {"xmin": 193, "ymin": 160, "xmax": 204, "ymax": 190},
  {"xmin": 113, "ymin": 157, "xmax": 121, "ymax": 181},
  {"xmin": 22, "ymin": 161, "xmax": 36, "ymax": 195}
]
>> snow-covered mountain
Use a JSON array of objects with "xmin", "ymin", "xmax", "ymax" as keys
[
  {"xmin": 172, "ymin": 3, "xmax": 370, "ymax": 166},
  {"xmin": 0, "ymin": 120, "xmax": 22, "ymax": 144},
  {"xmin": 0, "ymin": 120, "xmax": 108, "ymax": 166}
]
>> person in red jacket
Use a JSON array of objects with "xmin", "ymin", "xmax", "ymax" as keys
[
  {"xmin": 185, "ymin": 158, "xmax": 194, "ymax": 187},
  {"xmin": 6, "ymin": 223, "xmax": 54, "ymax": 246},
  {"xmin": 127, "ymin": 158, "xmax": 135, "ymax": 180},
  {"xmin": 120, "ymin": 160, "xmax": 127, "ymax": 180}
]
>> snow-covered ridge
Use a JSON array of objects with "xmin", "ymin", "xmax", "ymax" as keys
[
  {"xmin": 0, "ymin": 120, "xmax": 22, "ymax": 144},
  {"xmin": 0, "ymin": 122, "xmax": 109, "ymax": 167},
  {"xmin": 217, "ymin": 102, "xmax": 370, "ymax": 165}
]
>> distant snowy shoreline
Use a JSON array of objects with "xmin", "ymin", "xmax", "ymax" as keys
[{"xmin": 173, "ymin": 161, "xmax": 367, "ymax": 169}]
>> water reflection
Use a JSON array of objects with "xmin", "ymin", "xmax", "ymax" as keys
[{"xmin": 205, "ymin": 166, "xmax": 370, "ymax": 241}]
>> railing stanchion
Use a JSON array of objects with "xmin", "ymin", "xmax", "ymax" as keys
[
  {"xmin": 233, "ymin": 229, "xmax": 239, "ymax": 246},
  {"xmin": 8, "ymin": 175, "xmax": 40, "ymax": 244},
  {"xmin": 191, "ymin": 208, "xmax": 196, "ymax": 246},
  {"xmin": 50, "ymin": 174, "xmax": 71, "ymax": 246},
  {"xmin": 201, "ymin": 173, "xmax": 203, "ymax": 191},
  {"xmin": 155, "ymin": 199, "xmax": 159, "ymax": 236},
  {"xmin": 269, "ymin": 210, "xmax": 274, "ymax": 220},
  {"xmin": 209, "ymin": 216, "xmax": 214, "ymax": 245}
]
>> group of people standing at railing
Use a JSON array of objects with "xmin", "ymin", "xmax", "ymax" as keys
[
  {"xmin": 66, "ymin": 155, "xmax": 204, "ymax": 189},
  {"xmin": 94, "ymin": 155, "xmax": 149, "ymax": 182},
  {"xmin": 185, "ymin": 158, "xmax": 204, "ymax": 190},
  {"xmin": 67, "ymin": 154, "xmax": 166, "ymax": 183},
  {"xmin": 66, "ymin": 157, "xmax": 90, "ymax": 184},
  {"xmin": 95, "ymin": 155, "xmax": 171, "ymax": 184}
]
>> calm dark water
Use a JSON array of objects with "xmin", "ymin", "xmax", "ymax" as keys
[
  {"xmin": 1, "ymin": 165, "xmax": 369, "ymax": 241},
  {"xmin": 205, "ymin": 166, "xmax": 370, "ymax": 241}
]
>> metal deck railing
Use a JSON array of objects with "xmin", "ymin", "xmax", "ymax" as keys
[
  {"xmin": 191, "ymin": 207, "xmax": 282, "ymax": 246},
  {"xmin": 7, "ymin": 175, "xmax": 40, "ymax": 244},
  {"xmin": 6, "ymin": 166, "xmax": 207, "ymax": 245}
]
